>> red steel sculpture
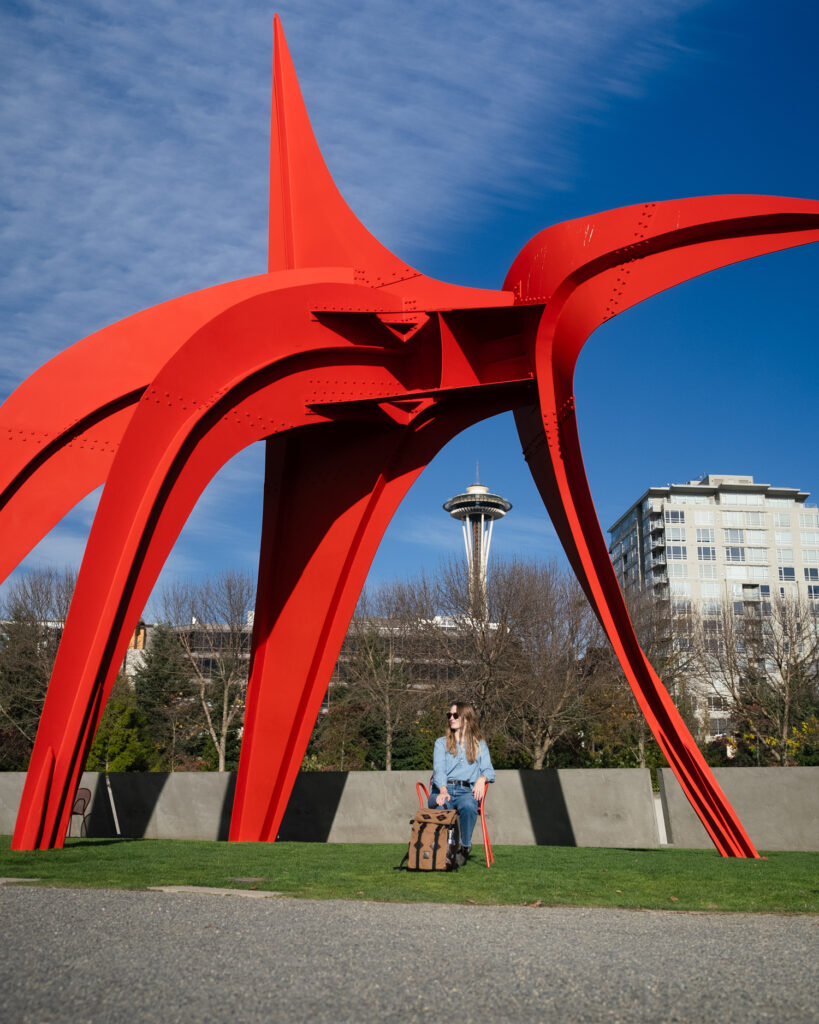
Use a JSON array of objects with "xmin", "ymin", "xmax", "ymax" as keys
[{"xmin": 7, "ymin": 19, "xmax": 819, "ymax": 854}]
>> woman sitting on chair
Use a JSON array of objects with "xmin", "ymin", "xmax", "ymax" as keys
[{"xmin": 429, "ymin": 700, "xmax": 495, "ymax": 862}]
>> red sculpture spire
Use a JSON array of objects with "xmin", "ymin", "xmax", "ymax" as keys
[{"xmin": 268, "ymin": 15, "xmax": 412, "ymax": 281}]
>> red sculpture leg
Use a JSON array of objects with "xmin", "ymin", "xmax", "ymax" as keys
[
  {"xmin": 516, "ymin": 398, "xmax": 758, "ymax": 857},
  {"xmin": 232, "ymin": 426, "xmax": 427, "ymax": 841},
  {"xmin": 12, "ymin": 282, "xmax": 405, "ymax": 848},
  {"xmin": 507, "ymin": 196, "xmax": 819, "ymax": 857},
  {"xmin": 232, "ymin": 391, "xmax": 519, "ymax": 842}
]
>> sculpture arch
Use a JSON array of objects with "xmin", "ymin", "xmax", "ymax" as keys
[{"xmin": 6, "ymin": 18, "xmax": 819, "ymax": 854}]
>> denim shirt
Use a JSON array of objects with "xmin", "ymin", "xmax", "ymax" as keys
[{"xmin": 432, "ymin": 736, "xmax": 495, "ymax": 790}]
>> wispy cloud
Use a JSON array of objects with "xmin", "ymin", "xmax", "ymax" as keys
[{"xmin": 1, "ymin": 0, "xmax": 705, "ymax": 395}]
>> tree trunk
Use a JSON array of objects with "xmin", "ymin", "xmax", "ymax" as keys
[{"xmin": 385, "ymin": 693, "xmax": 392, "ymax": 772}]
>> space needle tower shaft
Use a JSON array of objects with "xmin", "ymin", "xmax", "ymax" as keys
[{"xmin": 443, "ymin": 477, "xmax": 511, "ymax": 619}]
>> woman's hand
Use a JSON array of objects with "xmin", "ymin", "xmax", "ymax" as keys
[
  {"xmin": 435, "ymin": 788, "xmax": 450, "ymax": 807},
  {"xmin": 472, "ymin": 776, "xmax": 487, "ymax": 802}
]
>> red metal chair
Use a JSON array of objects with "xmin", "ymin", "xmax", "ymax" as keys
[{"xmin": 416, "ymin": 780, "xmax": 494, "ymax": 867}]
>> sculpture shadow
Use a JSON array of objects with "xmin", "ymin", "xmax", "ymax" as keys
[
  {"xmin": 519, "ymin": 770, "xmax": 576, "ymax": 846},
  {"xmin": 86, "ymin": 773, "xmax": 169, "ymax": 838},
  {"xmin": 277, "ymin": 772, "xmax": 349, "ymax": 842}
]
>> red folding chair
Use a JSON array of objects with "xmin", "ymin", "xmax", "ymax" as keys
[{"xmin": 416, "ymin": 780, "xmax": 494, "ymax": 867}]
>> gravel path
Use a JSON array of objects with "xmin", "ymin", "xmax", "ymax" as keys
[{"xmin": 2, "ymin": 886, "xmax": 816, "ymax": 1023}]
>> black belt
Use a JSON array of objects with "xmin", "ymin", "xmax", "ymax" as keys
[{"xmin": 445, "ymin": 780, "xmax": 473, "ymax": 787}]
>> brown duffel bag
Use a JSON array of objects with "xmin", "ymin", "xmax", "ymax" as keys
[{"xmin": 405, "ymin": 809, "xmax": 460, "ymax": 871}]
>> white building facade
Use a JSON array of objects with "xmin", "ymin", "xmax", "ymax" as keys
[
  {"xmin": 608, "ymin": 474, "xmax": 819, "ymax": 738},
  {"xmin": 609, "ymin": 474, "xmax": 819, "ymax": 608}
]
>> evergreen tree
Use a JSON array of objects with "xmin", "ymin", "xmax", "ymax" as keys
[
  {"xmin": 86, "ymin": 679, "xmax": 157, "ymax": 772},
  {"xmin": 132, "ymin": 623, "xmax": 198, "ymax": 770}
]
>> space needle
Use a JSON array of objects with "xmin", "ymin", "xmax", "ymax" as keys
[{"xmin": 443, "ymin": 472, "xmax": 511, "ymax": 618}]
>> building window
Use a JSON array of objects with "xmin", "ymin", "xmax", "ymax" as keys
[
  {"xmin": 799, "ymin": 512, "xmax": 819, "ymax": 529},
  {"xmin": 696, "ymin": 528, "xmax": 715, "ymax": 543},
  {"xmin": 695, "ymin": 510, "xmax": 714, "ymax": 525},
  {"xmin": 804, "ymin": 549, "xmax": 819, "ymax": 564},
  {"xmin": 725, "ymin": 547, "xmax": 745, "ymax": 563},
  {"xmin": 721, "ymin": 492, "xmax": 763, "ymax": 506},
  {"xmin": 666, "ymin": 526, "xmax": 686, "ymax": 542},
  {"xmin": 667, "ymin": 563, "xmax": 688, "ymax": 578},
  {"xmin": 726, "ymin": 566, "xmax": 748, "ymax": 580},
  {"xmin": 746, "ymin": 548, "xmax": 768, "ymax": 564},
  {"xmin": 745, "ymin": 529, "xmax": 767, "ymax": 545},
  {"xmin": 666, "ymin": 545, "xmax": 687, "ymax": 560},
  {"xmin": 774, "ymin": 512, "xmax": 791, "ymax": 528},
  {"xmin": 700, "ymin": 582, "xmax": 720, "ymax": 598},
  {"xmin": 744, "ymin": 511, "xmax": 766, "ymax": 527},
  {"xmin": 699, "ymin": 564, "xmax": 718, "ymax": 579},
  {"xmin": 670, "ymin": 581, "xmax": 691, "ymax": 596},
  {"xmin": 698, "ymin": 545, "xmax": 717, "ymax": 561},
  {"xmin": 778, "ymin": 567, "xmax": 796, "ymax": 581},
  {"xmin": 724, "ymin": 529, "xmax": 744, "ymax": 544},
  {"xmin": 808, "ymin": 585, "xmax": 819, "ymax": 599},
  {"xmin": 806, "ymin": 568, "xmax": 819, "ymax": 582},
  {"xmin": 747, "ymin": 565, "xmax": 769, "ymax": 581},
  {"xmin": 722, "ymin": 511, "xmax": 743, "ymax": 527},
  {"xmin": 665, "ymin": 509, "xmax": 685, "ymax": 524},
  {"xmin": 776, "ymin": 548, "xmax": 793, "ymax": 563},
  {"xmin": 800, "ymin": 531, "xmax": 819, "ymax": 547},
  {"xmin": 775, "ymin": 531, "xmax": 792, "ymax": 546}
]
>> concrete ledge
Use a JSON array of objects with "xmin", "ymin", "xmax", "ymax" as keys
[
  {"xmin": 4, "ymin": 767, "xmax": 814, "ymax": 848},
  {"xmin": 1, "ymin": 768, "xmax": 659, "ymax": 847},
  {"xmin": 0, "ymin": 774, "xmax": 25, "ymax": 835},
  {"xmin": 658, "ymin": 767, "xmax": 819, "ymax": 851}
]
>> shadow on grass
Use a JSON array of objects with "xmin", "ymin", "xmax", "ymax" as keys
[{"xmin": 64, "ymin": 838, "xmax": 142, "ymax": 848}]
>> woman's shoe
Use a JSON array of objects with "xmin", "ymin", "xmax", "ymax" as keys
[{"xmin": 456, "ymin": 845, "xmax": 471, "ymax": 867}]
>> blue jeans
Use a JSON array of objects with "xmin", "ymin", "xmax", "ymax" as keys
[{"xmin": 428, "ymin": 783, "xmax": 479, "ymax": 846}]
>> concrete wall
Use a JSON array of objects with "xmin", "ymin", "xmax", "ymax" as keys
[
  {"xmin": 2, "ymin": 767, "xmax": 815, "ymax": 849},
  {"xmin": 0, "ymin": 768, "xmax": 659, "ymax": 847},
  {"xmin": 658, "ymin": 767, "xmax": 819, "ymax": 852}
]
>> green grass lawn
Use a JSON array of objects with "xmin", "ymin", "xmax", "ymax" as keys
[{"xmin": 1, "ymin": 836, "xmax": 816, "ymax": 913}]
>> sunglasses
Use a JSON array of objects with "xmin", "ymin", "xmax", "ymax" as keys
[{"xmin": 446, "ymin": 712, "xmax": 460, "ymax": 720}]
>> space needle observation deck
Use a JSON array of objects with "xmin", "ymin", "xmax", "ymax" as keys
[{"xmin": 443, "ymin": 478, "xmax": 511, "ymax": 616}]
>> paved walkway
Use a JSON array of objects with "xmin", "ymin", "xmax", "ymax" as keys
[{"xmin": 2, "ymin": 886, "xmax": 816, "ymax": 1023}]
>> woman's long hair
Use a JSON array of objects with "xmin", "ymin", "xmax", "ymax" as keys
[{"xmin": 445, "ymin": 701, "xmax": 482, "ymax": 763}]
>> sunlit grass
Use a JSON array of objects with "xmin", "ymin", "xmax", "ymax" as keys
[{"xmin": 1, "ymin": 836, "xmax": 816, "ymax": 913}]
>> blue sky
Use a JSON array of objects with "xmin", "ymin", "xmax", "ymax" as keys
[{"xmin": 1, "ymin": 0, "xmax": 817, "ymax": 612}]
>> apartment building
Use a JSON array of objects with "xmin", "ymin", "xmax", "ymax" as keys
[
  {"xmin": 609, "ymin": 475, "xmax": 819, "ymax": 738},
  {"xmin": 609, "ymin": 474, "xmax": 818, "ymax": 607}
]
